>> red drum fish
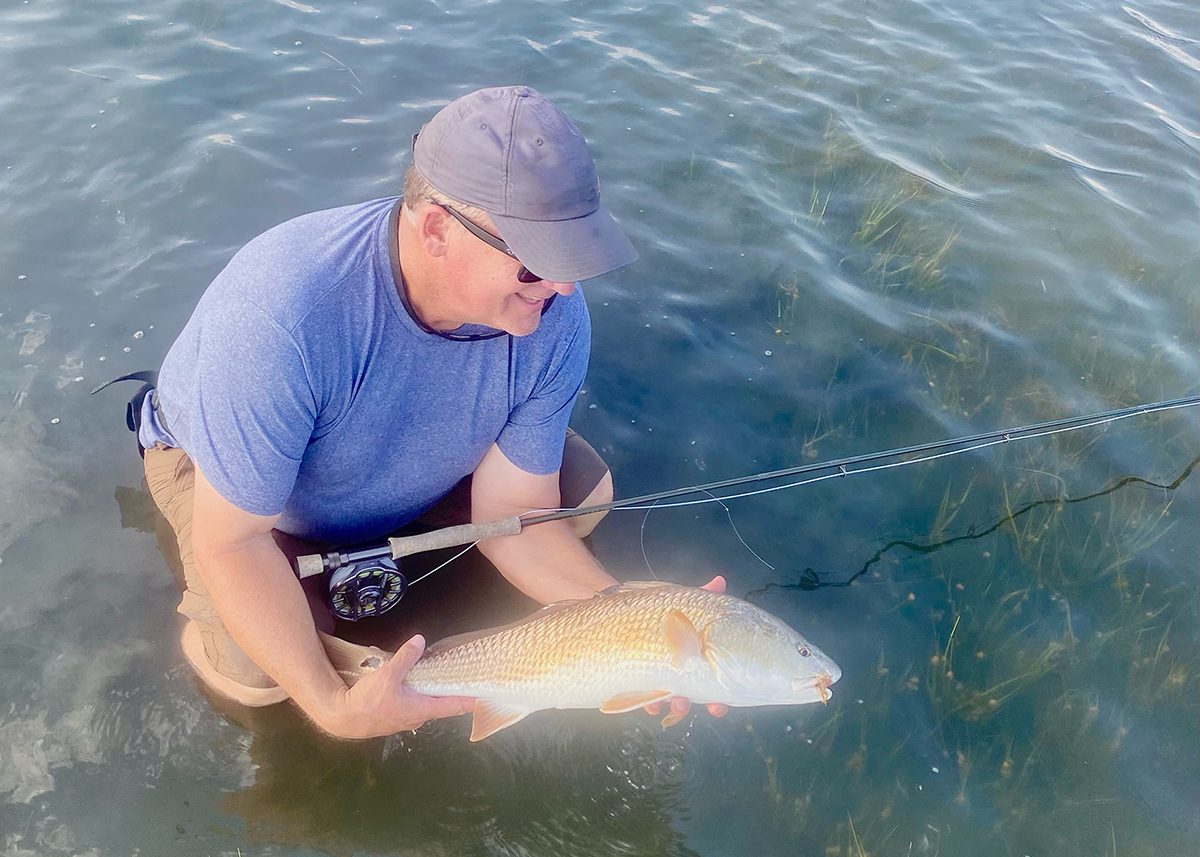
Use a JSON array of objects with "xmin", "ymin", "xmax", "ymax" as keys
[{"xmin": 327, "ymin": 582, "xmax": 840, "ymax": 742}]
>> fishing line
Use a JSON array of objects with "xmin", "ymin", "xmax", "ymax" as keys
[
  {"xmin": 302, "ymin": 394, "xmax": 1200, "ymax": 599},
  {"xmin": 638, "ymin": 497, "xmax": 663, "ymax": 580},
  {"xmin": 743, "ymin": 452, "xmax": 1200, "ymax": 599},
  {"xmin": 638, "ymin": 490, "xmax": 775, "ymax": 579},
  {"xmin": 519, "ymin": 394, "xmax": 1200, "ymax": 524},
  {"xmin": 703, "ymin": 490, "xmax": 776, "ymax": 570},
  {"xmin": 406, "ymin": 541, "xmax": 481, "ymax": 587},
  {"xmin": 615, "ymin": 414, "xmax": 1136, "ymax": 511}
]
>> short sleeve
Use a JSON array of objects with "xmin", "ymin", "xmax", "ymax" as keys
[
  {"xmin": 496, "ymin": 303, "xmax": 591, "ymax": 475},
  {"xmin": 181, "ymin": 297, "xmax": 317, "ymax": 515}
]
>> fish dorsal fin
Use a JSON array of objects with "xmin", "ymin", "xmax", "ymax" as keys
[
  {"xmin": 600, "ymin": 690, "xmax": 675, "ymax": 714},
  {"xmin": 662, "ymin": 609, "xmax": 704, "ymax": 669},
  {"xmin": 425, "ymin": 598, "xmax": 588, "ymax": 655},
  {"xmin": 470, "ymin": 700, "xmax": 531, "ymax": 742}
]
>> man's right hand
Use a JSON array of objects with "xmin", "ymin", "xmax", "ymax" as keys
[{"xmin": 317, "ymin": 634, "xmax": 475, "ymax": 740}]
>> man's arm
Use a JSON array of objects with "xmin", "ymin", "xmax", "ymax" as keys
[
  {"xmin": 471, "ymin": 443, "xmax": 728, "ymax": 720},
  {"xmin": 470, "ymin": 442, "xmax": 618, "ymax": 604},
  {"xmin": 190, "ymin": 466, "xmax": 473, "ymax": 739}
]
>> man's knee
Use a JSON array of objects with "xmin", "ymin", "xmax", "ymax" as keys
[{"xmin": 568, "ymin": 467, "xmax": 612, "ymax": 538}]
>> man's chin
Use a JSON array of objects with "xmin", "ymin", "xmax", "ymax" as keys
[
  {"xmin": 505, "ymin": 319, "xmax": 541, "ymax": 337},
  {"xmin": 502, "ymin": 310, "xmax": 543, "ymax": 337}
]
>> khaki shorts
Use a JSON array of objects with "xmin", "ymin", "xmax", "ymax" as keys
[{"xmin": 143, "ymin": 430, "xmax": 612, "ymax": 689}]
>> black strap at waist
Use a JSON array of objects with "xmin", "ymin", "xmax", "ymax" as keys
[{"xmin": 91, "ymin": 369, "xmax": 159, "ymax": 436}]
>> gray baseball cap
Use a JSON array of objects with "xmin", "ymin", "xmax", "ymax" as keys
[{"xmin": 412, "ymin": 86, "xmax": 638, "ymax": 282}]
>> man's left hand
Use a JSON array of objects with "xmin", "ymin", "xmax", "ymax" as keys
[{"xmin": 644, "ymin": 574, "xmax": 731, "ymax": 723}]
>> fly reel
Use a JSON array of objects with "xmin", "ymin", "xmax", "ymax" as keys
[
  {"xmin": 326, "ymin": 558, "xmax": 407, "ymax": 622},
  {"xmin": 292, "ymin": 518, "xmax": 523, "ymax": 622}
]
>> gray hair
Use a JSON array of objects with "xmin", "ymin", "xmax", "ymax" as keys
[{"xmin": 403, "ymin": 165, "xmax": 489, "ymax": 223}]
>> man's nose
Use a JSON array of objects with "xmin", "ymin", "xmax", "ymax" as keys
[{"xmin": 544, "ymin": 280, "xmax": 576, "ymax": 296}]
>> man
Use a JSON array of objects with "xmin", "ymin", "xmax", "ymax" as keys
[{"xmin": 139, "ymin": 86, "xmax": 723, "ymax": 739}]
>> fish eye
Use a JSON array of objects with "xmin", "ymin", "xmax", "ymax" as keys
[{"xmin": 796, "ymin": 644, "xmax": 811, "ymax": 657}]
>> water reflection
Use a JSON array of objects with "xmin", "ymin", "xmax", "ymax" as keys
[
  {"xmin": 220, "ymin": 706, "xmax": 703, "ymax": 856},
  {"xmin": 0, "ymin": 408, "xmax": 76, "ymax": 561}
]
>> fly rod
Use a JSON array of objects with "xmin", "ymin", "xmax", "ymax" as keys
[{"xmin": 294, "ymin": 393, "xmax": 1200, "ymax": 609}]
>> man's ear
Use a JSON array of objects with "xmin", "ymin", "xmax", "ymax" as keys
[{"xmin": 414, "ymin": 204, "xmax": 452, "ymax": 258}]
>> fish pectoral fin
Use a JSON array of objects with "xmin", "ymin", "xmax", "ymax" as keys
[
  {"xmin": 662, "ymin": 609, "xmax": 704, "ymax": 670},
  {"xmin": 469, "ymin": 701, "xmax": 532, "ymax": 742},
  {"xmin": 599, "ymin": 690, "xmax": 675, "ymax": 714}
]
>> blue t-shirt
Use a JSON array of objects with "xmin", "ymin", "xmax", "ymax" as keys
[{"xmin": 139, "ymin": 197, "xmax": 590, "ymax": 544}]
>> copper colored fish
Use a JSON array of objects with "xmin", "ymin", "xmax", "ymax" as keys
[{"xmin": 327, "ymin": 582, "xmax": 840, "ymax": 741}]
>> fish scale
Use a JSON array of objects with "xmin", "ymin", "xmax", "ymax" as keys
[{"xmin": 408, "ymin": 586, "xmax": 723, "ymax": 692}]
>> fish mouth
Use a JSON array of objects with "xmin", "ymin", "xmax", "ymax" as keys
[
  {"xmin": 790, "ymin": 671, "xmax": 838, "ymax": 704},
  {"xmin": 815, "ymin": 673, "xmax": 835, "ymax": 704}
]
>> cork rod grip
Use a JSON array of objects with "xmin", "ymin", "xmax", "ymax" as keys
[{"xmin": 387, "ymin": 516, "xmax": 524, "ymax": 558}]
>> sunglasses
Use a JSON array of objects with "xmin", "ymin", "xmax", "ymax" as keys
[
  {"xmin": 433, "ymin": 202, "xmax": 545, "ymax": 284},
  {"xmin": 390, "ymin": 198, "xmax": 555, "ymax": 342}
]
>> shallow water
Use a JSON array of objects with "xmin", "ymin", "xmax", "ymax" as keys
[{"xmin": 1, "ymin": 0, "xmax": 1198, "ymax": 854}]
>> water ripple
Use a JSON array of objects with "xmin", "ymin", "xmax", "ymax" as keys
[
  {"xmin": 1, "ymin": 0, "xmax": 1198, "ymax": 853},
  {"xmin": 1123, "ymin": 4, "xmax": 1200, "ymax": 44}
]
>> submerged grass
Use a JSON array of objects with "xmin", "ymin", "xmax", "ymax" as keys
[
  {"xmin": 779, "ymin": 125, "xmax": 1193, "ymax": 437},
  {"xmin": 770, "ymin": 115, "xmax": 966, "ymax": 343},
  {"xmin": 919, "ymin": 458, "xmax": 1196, "ymax": 848},
  {"xmin": 794, "ymin": 112, "xmax": 966, "ymax": 295},
  {"xmin": 748, "ymin": 440, "xmax": 1199, "ymax": 854},
  {"xmin": 747, "ymin": 111, "xmax": 1198, "ymax": 856}
]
